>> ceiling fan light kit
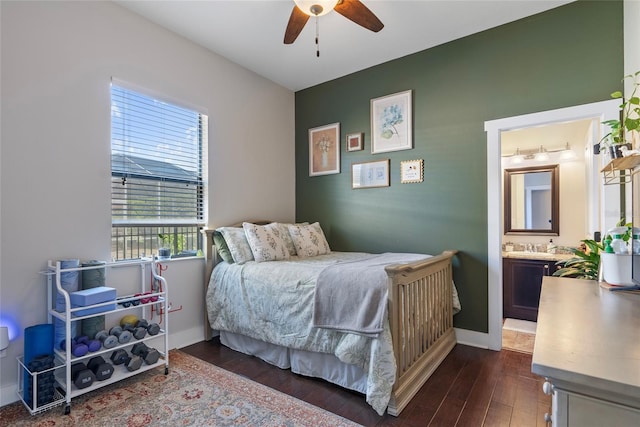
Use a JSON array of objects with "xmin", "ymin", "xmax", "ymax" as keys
[
  {"xmin": 294, "ymin": 0, "xmax": 339, "ymax": 17},
  {"xmin": 284, "ymin": 0, "xmax": 384, "ymax": 53}
]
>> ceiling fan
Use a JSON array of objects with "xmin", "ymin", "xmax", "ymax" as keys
[{"xmin": 284, "ymin": 0, "xmax": 384, "ymax": 52}]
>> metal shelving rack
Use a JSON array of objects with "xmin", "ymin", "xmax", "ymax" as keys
[
  {"xmin": 600, "ymin": 155, "xmax": 640, "ymax": 185},
  {"xmin": 17, "ymin": 258, "xmax": 169, "ymax": 415}
]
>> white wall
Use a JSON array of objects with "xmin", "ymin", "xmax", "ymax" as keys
[
  {"xmin": 0, "ymin": 1, "xmax": 294, "ymax": 405},
  {"xmin": 625, "ymin": 1, "xmax": 640, "ymax": 85}
]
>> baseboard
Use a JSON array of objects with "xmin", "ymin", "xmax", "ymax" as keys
[
  {"xmin": 454, "ymin": 327, "xmax": 492, "ymax": 349},
  {"xmin": 170, "ymin": 326, "xmax": 205, "ymax": 350},
  {"xmin": 1, "ymin": 382, "xmax": 18, "ymax": 407}
]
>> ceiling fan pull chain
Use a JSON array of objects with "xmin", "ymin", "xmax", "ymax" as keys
[{"xmin": 315, "ymin": 16, "xmax": 320, "ymax": 57}]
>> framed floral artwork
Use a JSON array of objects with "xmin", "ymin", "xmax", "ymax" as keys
[
  {"xmin": 352, "ymin": 159, "xmax": 390, "ymax": 189},
  {"xmin": 346, "ymin": 132, "xmax": 364, "ymax": 152},
  {"xmin": 400, "ymin": 159, "xmax": 424, "ymax": 183},
  {"xmin": 370, "ymin": 90, "xmax": 412, "ymax": 154},
  {"xmin": 309, "ymin": 122, "xmax": 340, "ymax": 176}
]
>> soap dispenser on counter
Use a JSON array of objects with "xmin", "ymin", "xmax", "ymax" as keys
[
  {"xmin": 608, "ymin": 226, "xmax": 629, "ymax": 254},
  {"xmin": 547, "ymin": 239, "xmax": 557, "ymax": 254}
]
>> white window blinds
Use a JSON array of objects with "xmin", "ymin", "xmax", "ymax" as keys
[{"xmin": 111, "ymin": 84, "xmax": 208, "ymax": 226}]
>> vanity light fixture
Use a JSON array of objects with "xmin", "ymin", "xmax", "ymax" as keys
[
  {"xmin": 502, "ymin": 143, "xmax": 577, "ymax": 164},
  {"xmin": 510, "ymin": 148, "xmax": 525, "ymax": 164},
  {"xmin": 534, "ymin": 145, "xmax": 549, "ymax": 161},
  {"xmin": 560, "ymin": 142, "xmax": 577, "ymax": 160}
]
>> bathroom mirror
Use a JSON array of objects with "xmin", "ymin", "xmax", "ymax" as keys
[{"xmin": 504, "ymin": 164, "xmax": 559, "ymax": 235}]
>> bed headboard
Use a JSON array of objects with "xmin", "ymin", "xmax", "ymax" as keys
[{"xmin": 201, "ymin": 220, "xmax": 271, "ymax": 340}]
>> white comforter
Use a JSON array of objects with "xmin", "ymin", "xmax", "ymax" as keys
[{"xmin": 205, "ymin": 252, "xmax": 457, "ymax": 415}]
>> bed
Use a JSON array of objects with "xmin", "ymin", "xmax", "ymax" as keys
[{"xmin": 203, "ymin": 221, "xmax": 459, "ymax": 416}]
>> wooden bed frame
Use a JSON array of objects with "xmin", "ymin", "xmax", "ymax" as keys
[{"xmin": 202, "ymin": 226, "xmax": 457, "ymax": 416}]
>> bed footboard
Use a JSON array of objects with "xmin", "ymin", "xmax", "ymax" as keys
[{"xmin": 385, "ymin": 250, "xmax": 457, "ymax": 416}]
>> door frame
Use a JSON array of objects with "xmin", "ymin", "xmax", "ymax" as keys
[{"xmin": 484, "ymin": 99, "xmax": 619, "ymax": 350}]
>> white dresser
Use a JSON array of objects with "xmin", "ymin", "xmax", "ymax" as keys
[{"xmin": 532, "ymin": 277, "xmax": 640, "ymax": 426}]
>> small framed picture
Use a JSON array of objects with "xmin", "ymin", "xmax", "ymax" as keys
[
  {"xmin": 346, "ymin": 132, "xmax": 364, "ymax": 152},
  {"xmin": 371, "ymin": 90, "xmax": 413, "ymax": 154},
  {"xmin": 352, "ymin": 159, "xmax": 390, "ymax": 189},
  {"xmin": 400, "ymin": 159, "xmax": 424, "ymax": 183},
  {"xmin": 309, "ymin": 122, "xmax": 340, "ymax": 176}
]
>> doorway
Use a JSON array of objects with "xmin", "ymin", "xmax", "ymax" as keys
[{"xmin": 484, "ymin": 99, "xmax": 619, "ymax": 351}]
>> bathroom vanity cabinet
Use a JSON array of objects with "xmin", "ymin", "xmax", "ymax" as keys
[{"xmin": 503, "ymin": 256, "xmax": 561, "ymax": 321}]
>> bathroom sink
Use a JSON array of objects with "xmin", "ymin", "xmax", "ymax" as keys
[{"xmin": 502, "ymin": 251, "xmax": 572, "ymax": 261}]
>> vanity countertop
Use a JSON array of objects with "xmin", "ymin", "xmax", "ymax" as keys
[
  {"xmin": 502, "ymin": 251, "xmax": 574, "ymax": 261},
  {"xmin": 532, "ymin": 276, "xmax": 640, "ymax": 409}
]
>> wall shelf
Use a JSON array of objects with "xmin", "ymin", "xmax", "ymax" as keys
[{"xmin": 600, "ymin": 155, "xmax": 640, "ymax": 185}]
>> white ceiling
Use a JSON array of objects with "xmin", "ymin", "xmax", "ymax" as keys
[{"xmin": 115, "ymin": 0, "xmax": 574, "ymax": 91}]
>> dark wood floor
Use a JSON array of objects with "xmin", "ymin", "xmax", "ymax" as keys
[{"xmin": 181, "ymin": 338, "xmax": 550, "ymax": 427}]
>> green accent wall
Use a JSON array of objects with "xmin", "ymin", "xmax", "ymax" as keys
[{"xmin": 294, "ymin": 0, "xmax": 623, "ymax": 332}]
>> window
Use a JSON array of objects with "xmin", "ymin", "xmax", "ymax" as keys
[{"xmin": 111, "ymin": 83, "xmax": 208, "ymax": 260}]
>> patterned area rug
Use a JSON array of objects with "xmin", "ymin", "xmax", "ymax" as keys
[{"xmin": 0, "ymin": 350, "xmax": 361, "ymax": 427}]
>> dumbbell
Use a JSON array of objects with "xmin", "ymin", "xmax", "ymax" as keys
[
  {"xmin": 76, "ymin": 335, "xmax": 101, "ymax": 353},
  {"xmin": 95, "ymin": 330, "xmax": 118, "ymax": 349},
  {"xmin": 131, "ymin": 342, "xmax": 160, "ymax": 365},
  {"xmin": 122, "ymin": 323, "xmax": 147, "ymax": 340},
  {"xmin": 137, "ymin": 292, "xmax": 159, "ymax": 304},
  {"xmin": 70, "ymin": 362, "xmax": 95, "ymax": 389},
  {"xmin": 136, "ymin": 319, "xmax": 161, "ymax": 336},
  {"xmin": 60, "ymin": 338, "xmax": 88, "ymax": 358},
  {"xmin": 87, "ymin": 356, "xmax": 114, "ymax": 381},
  {"xmin": 125, "ymin": 354, "xmax": 143, "ymax": 372},
  {"xmin": 110, "ymin": 349, "xmax": 129, "ymax": 365},
  {"xmin": 117, "ymin": 295, "xmax": 141, "ymax": 308},
  {"xmin": 109, "ymin": 326, "xmax": 132, "ymax": 344}
]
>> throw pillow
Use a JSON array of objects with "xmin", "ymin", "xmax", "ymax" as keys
[
  {"xmin": 216, "ymin": 226, "xmax": 254, "ymax": 264},
  {"xmin": 243, "ymin": 222, "xmax": 290, "ymax": 262},
  {"xmin": 274, "ymin": 222, "xmax": 309, "ymax": 256},
  {"xmin": 287, "ymin": 222, "xmax": 331, "ymax": 257},
  {"xmin": 213, "ymin": 231, "xmax": 234, "ymax": 263}
]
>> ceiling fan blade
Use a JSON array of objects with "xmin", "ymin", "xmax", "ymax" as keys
[
  {"xmin": 284, "ymin": 6, "xmax": 310, "ymax": 44},
  {"xmin": 334, "ymin": 0, "xmax": 384, "ymax": 33}
]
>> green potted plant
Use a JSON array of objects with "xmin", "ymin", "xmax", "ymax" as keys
[
  {"xmin": 553, "ymin": 239, "xmax": 603, "ymax": 280},
  {"xmin": 599, "ymin": 71, "xmax": 640, "ymax": 157},
  {"xmin": 158, "ymin": 233, "xmax": 172, "ymax": 259}
]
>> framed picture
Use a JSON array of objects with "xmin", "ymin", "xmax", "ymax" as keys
[
  {"xmin": 370, "ymin": 90, "xmax": 413, "ymax": 154},
  {"xmin": 346, "ymin": 132, "xmax": 364, "ymax": 152},
  {"xmin": 309, "ymin": 122, "xmax": 340, "ymax": 176},
  {"xmin": 400, "ymin": 159, "xmax": 424, "ymax": 183},
  {"xmin": 352, "ymin": 159, "xmax": 390, "ymax": 189}
]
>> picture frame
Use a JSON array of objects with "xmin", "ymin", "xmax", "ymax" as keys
[
  {"xmin": 309, "ymin": 122, "xmax": 340, "ymax": 176},
  {"xmin": 346, "ymin": 132, "xmax": 364, "ymax": 152},
  {"xmin": 352, "ymin": 159, "xmax": 390, "ymax": 189},
  {"xmin": 370, "ymin": 90, "xmax": 413, "ymax": 154},
  {"xmin": 400, "ymin": 159, "xmax": 424, "ymax": 183}
]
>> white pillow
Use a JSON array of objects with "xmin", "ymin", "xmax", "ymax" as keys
[
  {"xmin": 287, "ymin": 222, "xmax": 331, "ymax": 257},
  {"xmin": 274, "ymin": 222, "xmax": 309, "ymax": 256},
  {"xmin": 243, "ymin": 222, "xmax": 290, "ymax": 262},
  {"xmin": 216, "ymin": 227, "xmax": 254, "ymax": 264}
]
